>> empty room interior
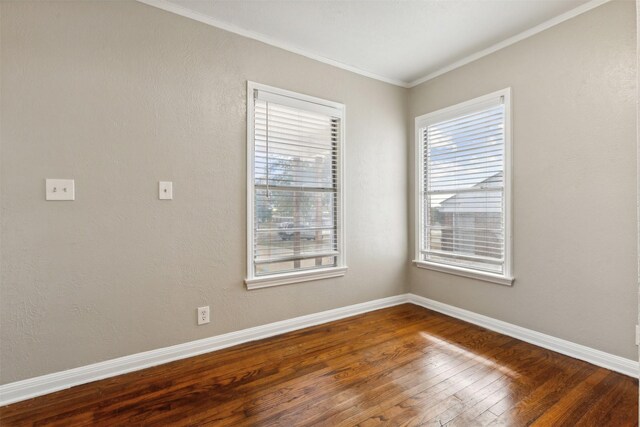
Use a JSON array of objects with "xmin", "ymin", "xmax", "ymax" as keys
[{"xmin": 1, "ymin": 0, "xmax": 639, "ymax": 425}]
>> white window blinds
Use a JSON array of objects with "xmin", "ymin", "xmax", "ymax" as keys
[
  {"xmin": 417, "ymin": 90, "xmax": 511, "ymax": 279},
  {"xmin": 248, "ymin": 85, "xmax": 345, "ymax": 281}
]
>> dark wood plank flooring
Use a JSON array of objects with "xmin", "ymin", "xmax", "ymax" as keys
[{"xmin": 0, "ymin": 304, "xmax": 637, "ymax": 426}]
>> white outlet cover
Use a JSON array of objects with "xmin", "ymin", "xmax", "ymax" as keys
[
  {"xmin": 46, "ymin": 179, "xmax": 75, "ymax": 201},
  {"xmin": 197, "ymin": 306, "xmax": 210, "ymax": 325},
  {"xmin": 159, "ymin": 181, "xmax": 173, "ymax": 200}
]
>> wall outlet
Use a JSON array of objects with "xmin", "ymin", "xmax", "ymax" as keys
[{"xmin": 197, "ymin": 306, "xmax": 210, "ymax": 325}]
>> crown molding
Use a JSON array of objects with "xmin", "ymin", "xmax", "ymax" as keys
[
  {"xmin": 136, "ymin": 0, "xmax": 410, "ymax": 88},
  {"xmin": 138, "ymin": 0, "xmax": 611, "ymax": 89},
  {"xmin": 408, "ymin": 0, "xmax": 611, "ymax": 87}
]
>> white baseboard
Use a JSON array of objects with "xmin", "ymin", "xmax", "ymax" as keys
[
  {"xmin": 0, "ymin": 295, "xmax": 409, "ymax": 406},
  {"xmin": 1, "ymin": 293, "xmax": 637, "ymax": 406},
  {"xmin": 407, "ymin": 293, "xmax": 639, "ymax": 378}
]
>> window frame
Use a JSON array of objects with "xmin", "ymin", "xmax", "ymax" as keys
[
  {"xmin": 413, "ymin": 88, "xmax": 514, "ymax": 286},
  {"xmin": 245, "ymin": 81, "xmax": 347, "ymax": 290}
]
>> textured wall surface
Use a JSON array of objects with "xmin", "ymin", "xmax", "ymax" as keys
[
  {"xmin": 1, "ymin": 0, "xmax": 637, "ymax": 386},
  {"xmin": 0, "ymin": 1, "xmax": 408, "ymax": 384},
  {"xmin": 409, "ymin": 1, "xmax": 638, "ymax": 360},
  {"xmin": 636, "ymin": 0, "xmax": 639, "ymax": 372}
]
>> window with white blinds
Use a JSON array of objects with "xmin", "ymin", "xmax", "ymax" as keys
[
  {"xmin": 415, "ymin": 89, "xmax": 513, "ymax": 284},
  {"xmin": 246, "ymin": 82, "xmax": 346, "ymax": 288}
]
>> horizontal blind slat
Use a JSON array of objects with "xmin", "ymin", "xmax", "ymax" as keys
[
  {"xmin": 427, "ymin": 135, "xmax": 504, "ymax": 152},
  {"xmin": 421, "ymin": 101, "xmax": 506, "ymax": 274},
  {"xmin": 427, "ymin": 106, "xmax": 503, "ymax": 133},
  {"xmin": 427, "ymin": 113, "xmax": 504, "ymax": 139},
  {"xmin": 427, "ymin": 127, "xmax": 504, "ymax": 145},
  {"xmin": 253, "ymin": 96, "xmax": 341, "ymax": 276},
  {"xmin": 426, "ymin": 145, "xmax": 503, "ymax": 160}
]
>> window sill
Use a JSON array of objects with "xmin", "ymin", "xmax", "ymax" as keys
[
  {"xmin": 245, "ymin": 266, "xmax": 348, "ymax": 290},
  {"xmin": 413, "ymin": 260, "xmax": 514, "ymax": 286}
]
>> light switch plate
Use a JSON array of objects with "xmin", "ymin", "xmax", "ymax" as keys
[
  {"xmin": 46, "ymin": 179, "xmax": 75, "ymax": 201},
  {"xmin": 159, "ymin": 181, "xmax": 173, "ymax": 200}
]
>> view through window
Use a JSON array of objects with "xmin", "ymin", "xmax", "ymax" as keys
[
  {"xmin": 416, "ymin": 90, "xmax": 511, "ymax": 279},
  {"xmin": 248, "ymin": 84, "xmax": 345, "ymax": 282}
]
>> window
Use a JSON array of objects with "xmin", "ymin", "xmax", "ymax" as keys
[
  {"xmin": 414, "ymin": 88, "xmax": 513, "ymax": 285},
  {"xmin": 245, "ymin": 82, "xmax": 346, "ymax": 289}
]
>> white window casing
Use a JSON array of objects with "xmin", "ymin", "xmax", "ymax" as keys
[
  {"xmin": 414, "ymin": 88, "xmax": 514, "ymax": 286},
  {"xmin": 245, "ymin": 82, "xmax": 347, "ymax": 289}
]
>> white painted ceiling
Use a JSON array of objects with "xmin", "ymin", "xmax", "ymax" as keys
[{"xmin": 150, "ymin": 0, "xmax": 596, "ymax": 86}]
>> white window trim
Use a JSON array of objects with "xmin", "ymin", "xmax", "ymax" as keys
[
  {"xmin": 245, "ymin": 81, "xmax": 347, "ymax": 290},
  {"xmin": 413, "ymin": 88, "xmax": 514, "ymax": 286}
]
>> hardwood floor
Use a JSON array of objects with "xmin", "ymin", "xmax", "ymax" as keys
[{"xmin": 0, "ymin": 304, "xmax": 637, "ymax": 426}]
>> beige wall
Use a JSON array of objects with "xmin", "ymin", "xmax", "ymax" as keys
[
  {"xmin": 409, "ymin": 0, "xmax": 638, "ymax": 360},
  {"xmin": 1, "ymin": 0, "xmax": 637, "ymax": 386},
  {"xmin": 0, "ymin": 1, "xmax": 408, "ymax": 384}
]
